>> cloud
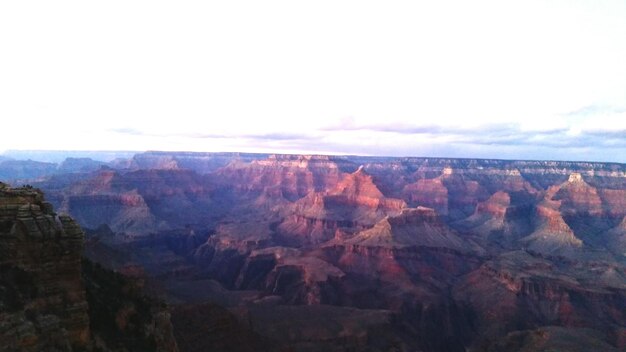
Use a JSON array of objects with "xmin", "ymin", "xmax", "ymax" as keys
[
  {"xmin": 110, "ymin": 128, "xmax": 316, "ymax": 141},
  {"xmin": 242, "ymin": 133, "xmax": 316, "ymax": 141},
  {"xmin": 107, "ymin": 121, "xmax": 626, "ymax": 162},
  {"xmin": 582, "ymin": 129, "xmax": 626, "ymax": 139},
  {"xmin": 564, "ymin": 105, "xmax": 626, "ymax": 117},
  {"xmin": 321, "ymin": 117, "xmax": 444, "ymax": 134},
  {"xmin": 109, "ymin": 128, "xmax": 146, "ymax": 136},
  {"xmin": 322, "ymin": 120, "xmax": 570, "ymax": 145}
]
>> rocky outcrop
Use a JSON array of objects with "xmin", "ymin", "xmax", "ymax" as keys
[
  {"xmin": 457, "ymin": 191, "xmax": 536, "ymax": 250},
  {"xmin": 127, "ymin": 151, "xmax": 266, "ymax": 174},
  {"xmin": 55, "ymin": 168, "xmax": 216, "ymax": 234},
  {"xmin": 554, "ymin": 173, "xmax": 604, "ymax": 217},
  {"xmin": 170, "ymin": 303, "xmax": 277, "ymax": 352},
  {"xmin": 66, "ymin": 191, "xmax": 160, "ymax": 235},
  {"xmin": 598, "ymin": 188, "xmax": 626, "ymax": 218},
  {"xmin": 277, "ymin": 168, "xmax": 406, "ymax": 245},
  {"xmin": 235, "ymin": 247, "xmax": 345, "ymax": 305},
  {"xmin": 0, "ymin": 184, "xmax": 90, "ymax": 351},
  {"xmin": 402, "ymin": 177, "xmax": 449, "ymax": 215},
  {"xmin": 605, "ymin": 217, "xmax": 626, "ymax": 257},
  {"xmin": 344, "ymin": 207, "xmax": 469, "ymax": 250},
  {"xmin": 457, "ymin": 191, "xmax": 511, "ymax": 237},
  {"xmin": 58, "ymin": 158, "xmax": 107, "ymax": 174},
  {"xmin": 0, "ymin": 183, "xmax": 179, "ymax": 352},
  {"xmin": 440, "ymin": 171, "xmax": 490, "ymax": 221},
  {"xmin": 478, "ymin": 326, "xmax": 621, "ymax": 352},
  {"xmin": 214, "ymin": 154, "xmax": 353, "ymax": 201},
  {"xmin": 454, "ymin": 251, "xmax": 626, "ymax": 346},
  {"xmin": 194, "ymin": 220, "xmax": 276, "ymax": 287},
  {"xmin": 551, "ymin": 173, "xmax": 624, "ymax": 246},
  {"xmin": 82, "ymin": 259, "xmax": 179, "ymax": 352},
  {"xmin": 519, "ymin": 186, "xmax": 583, "ymax": 255},
  {"xmin": 0, "ymin": 160, "xmax": 58, "ymax": 182},
  {"xmin": 13, "ymin": 152, "xmax": 626, "ymax": 351}
]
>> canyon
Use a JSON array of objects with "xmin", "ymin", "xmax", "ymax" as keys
[
  {"xmin": 0, "ymin": 182, "xmax": 178, "ymax": 351},
  {"xmin": 1, "ymin": 151, "xmax": 626, "ymax": 351}
]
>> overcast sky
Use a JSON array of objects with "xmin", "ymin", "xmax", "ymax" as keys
[{"xmin": 1, "ymin": 1, "xmax": 626, "ymax": 162}]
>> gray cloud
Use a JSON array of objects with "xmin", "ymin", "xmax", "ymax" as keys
[{"xmin": 580, "ymin": 129, "xmax": 626, "ymax": 139}]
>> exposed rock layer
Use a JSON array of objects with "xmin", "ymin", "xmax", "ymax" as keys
[
  {"xmin": 9, "ymin": 152, "xmax": 626, "ymax": 351},
  {"xmin": 0, "ymin": 184, "xmax": 90, "ymax": 351},
  {"xmin": 0, "ymin": 183, "xmax": 178, "ymax": 352}
]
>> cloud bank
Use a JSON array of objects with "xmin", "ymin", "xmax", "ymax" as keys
[
  {"xmin": 102, "ymin": 108, "xmax": 626, "ymax": 162},
  {"xmin": 1, "ymin": 1, "xmax": 626, "ymax": 162}
]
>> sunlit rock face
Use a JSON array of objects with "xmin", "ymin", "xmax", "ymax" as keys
[
  {"xmin": 277, "ymin": 167, "xmax": 407, "ymax": 245},
  {"xmin": 10, "ymin": 152, "xmax": 626, "ymax": 351},
  {"xmin": 214, "ymin": 154, "xmax": 353, "ymax": 201}
]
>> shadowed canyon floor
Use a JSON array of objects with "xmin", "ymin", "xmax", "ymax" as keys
[{"xmin": 2, "ymin": 152, "xmax": 626, "ymax": 351}]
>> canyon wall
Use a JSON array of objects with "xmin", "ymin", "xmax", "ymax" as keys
[
  {"xmin": 4, "ymin": 152, "xmax": 626, "ymax": 351},
  {"xmin": 0, "ymin": 182, "xmax": 178, "ymax": 352}
]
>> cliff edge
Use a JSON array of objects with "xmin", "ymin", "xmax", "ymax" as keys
[{"xmin": 0, "ymin": 182, "xmax": 178, "ymax": 351}]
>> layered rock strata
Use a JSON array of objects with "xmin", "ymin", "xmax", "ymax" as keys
[
  {"xmin": 0, "ymin": 183, "xmax": 179, "ymax": 352},
  {"xmin": 0, "ymin": 184, "xmax": 90, "ymax": 351}
]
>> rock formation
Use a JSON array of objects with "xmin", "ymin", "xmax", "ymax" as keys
[
  {"xmin": 0, "ymin": 183, "xmax": 91, "ymax": 351},
  {"xmin": 6, "ymin": 152, "xmax": 626, "ymax": 351},
  {"xmin": 0, "ymin": 182, "xmax": 178, "ymax": 351},
  {"xmin": 277, "ymin": 167, "xmax": 406, "ymax": 245}
]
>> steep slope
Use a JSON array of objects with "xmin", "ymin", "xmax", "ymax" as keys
[
  {"xmin": 605, "ymin": 217, "xmax": 626, "ymax": 258},
  {"xmin": 82, "ymin": 259, "xmax": 179, "ymax": 352},
  {"xmin": 555, "ymin": 173, "xmax": 604, "ymax": 215},
  {"xmin": 454, "ymin": 250, "xmax": 626, "ymax": 349},
  {"xmin": 214, "ymin": 154, "xmax": 353, "ymax": 202},
  {"xmin": 323, "ymin": 207, "xmax": 484, "ymax": 286},
  {"xmin": 0, "ymin": 184, "xmax": 91, "ymax": 351},
  {"xmin": 402, "ymin": 177, "xmax": 449, "ymax": 215},
  {"xmin": 128, "ymin": 151, "xmax": 266, "ymax": 174},
  {"xmin": 0, "ymin": 160, "xmax": 58, "ymax": 182},
  {"xmin": 479, "ymin": 326, "xmax": 621, "ymax": 352},
  {"xmin": 345, "ymin": 207, "xmax": 468, "ymax": 250},
  {"xmin": 56, "ymin": 168, "xmax": 216, "ymax": 234},
  {"xmin": 11, "ymin": 152, "xmax": 626, "ymax": 351},
  {"xmin": 553, "ymin": 173, "xmax": 622, "ymax": 247},
  {"xmin": 57, "ymin": 169, "xmax": 161, "ymax": 234},
  {"xmin": 278, "ymin": 167, "xmax": 406, "ymax": 245},
  {"xmin": 519, "ymin": 183, "xmax": 583, "ymax": 255},
  {"xmin": 439, "ymin": 167, "xmax": 491, "ymax": 220},
  {"xmin": 457, "ymin": 191, "xmax": 535, "ymax": 251},
  {"xmin": 58, "ymin": 158, "xmax": 108, "ymax": 174},
  {"xmin": 0, "ymin": 183, "xmax": 178, "ymax": 351},
  {"xmin": 194, "ymin": 218, "xmax": 276, "ymax": 287},
  {"xmin": 457, "ymin": 191, "xmax": 512, "ymax": 240},
  {"xmin": 170, "ymin": 303, "xmax": 277, "ymax": 352}
]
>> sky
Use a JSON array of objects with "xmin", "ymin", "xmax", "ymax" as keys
[{"xmin": 1, "ymin": 1, "xmax": 626, "ymax": 162}]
